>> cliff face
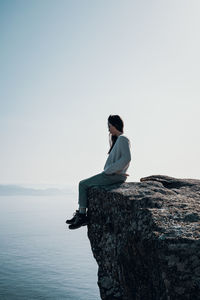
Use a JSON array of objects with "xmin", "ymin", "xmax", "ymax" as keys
[{"xmin": 87, "ymin": 175, "xmax": 200, "ymax": 300}]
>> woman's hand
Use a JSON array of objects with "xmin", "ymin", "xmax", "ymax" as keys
[{"xmin": 115, "ymin": 171, "xmax": 129, "ymax": 176}]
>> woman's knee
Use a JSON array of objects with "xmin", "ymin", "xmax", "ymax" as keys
[
  {"xmin": 79, "ymin": 179, "xmax": 88, "ymax": 188},
  {"xmin": 79, "ymin": 173, "xmax": 102, "ymax": 188}
]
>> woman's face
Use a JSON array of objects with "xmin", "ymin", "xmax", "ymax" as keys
[{"xmin": 108, "ymin": 122, "xmax": 117, "ymax": 135}]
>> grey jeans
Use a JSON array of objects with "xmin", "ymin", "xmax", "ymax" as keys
[{"xmin": 78, "ymin": 172, "xmax": 127, "ymax": 208}]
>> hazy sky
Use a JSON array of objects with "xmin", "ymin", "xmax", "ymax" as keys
[{"xmin": 1, "ymin": 0, "xmax": 200, "ymax": 186}]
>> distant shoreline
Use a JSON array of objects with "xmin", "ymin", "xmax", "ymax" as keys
[{"xmin": 0, "ymin": 184, "xmax": 76, "ymax": 196}]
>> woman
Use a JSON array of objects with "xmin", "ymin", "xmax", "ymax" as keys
[{"xmin": 66, "ymin": 115, "xmax": 131, "ymax": 230}]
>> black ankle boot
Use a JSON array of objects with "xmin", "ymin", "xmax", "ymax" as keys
[
  {"xmin": 68, "ymin": 213, "xmax": 88, "ymax": 230},
  {"xmin": 66, "ymin": 210, "xmax": 79, "ymax": 224}
]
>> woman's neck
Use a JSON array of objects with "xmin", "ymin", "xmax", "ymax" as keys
[{"xmin": 116, "ymin": 132, "xmax": 123, "ymax": 137}]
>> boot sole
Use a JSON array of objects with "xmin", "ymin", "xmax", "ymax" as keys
[{"xmin": 68, "ymin": 222, "xmax": 88, "ymax": 230}]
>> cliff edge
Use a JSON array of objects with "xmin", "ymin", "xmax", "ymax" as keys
[{"xmin": 87, "ymin": 175, "xmax": 200, "ymax": 300}]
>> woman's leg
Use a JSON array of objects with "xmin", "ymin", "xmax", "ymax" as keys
[
  {"xmin": 78, "ymin": 172, "xmax": 126, "ymax": 210},
  {"xmin": 67, "ymin": 172, "xmax": 126, "ymax": 229}
]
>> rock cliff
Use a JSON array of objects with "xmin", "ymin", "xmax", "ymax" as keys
[{"xmin": 87, "ymin": 175, "xmax": 200, "ymax": 300}]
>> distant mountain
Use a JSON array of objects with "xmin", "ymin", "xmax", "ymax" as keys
[{"xmin": 0, "ymin": 184, "xmax": 75, "ymax": 196}]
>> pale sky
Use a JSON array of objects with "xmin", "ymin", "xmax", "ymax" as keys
[{"xmin": 1, "ymin": 0, "xmax": 200, "ymax": 186}]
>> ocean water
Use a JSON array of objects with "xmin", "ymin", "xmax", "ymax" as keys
[{"xmin": 0, "ymin": 191, "xmax": 101, "ymax": 300}]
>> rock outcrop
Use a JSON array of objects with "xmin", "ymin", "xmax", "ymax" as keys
[{"xmin": 87, "ymin": 175, "xmax": 200, "ymax": 300}]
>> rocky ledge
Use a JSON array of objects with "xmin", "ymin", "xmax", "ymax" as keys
[{"xmin": 87, "ymin": 175, "xmax": 200, "ymax": 300}]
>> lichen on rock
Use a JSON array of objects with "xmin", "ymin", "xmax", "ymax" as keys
[{"xmin": 87, "ymin": 175, "xmax": 200, "ymax": 300}]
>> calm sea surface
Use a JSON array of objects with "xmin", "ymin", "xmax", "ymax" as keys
[{"xmin": 0, "ymin": 191, "xmax": 101, "ymax": 299}]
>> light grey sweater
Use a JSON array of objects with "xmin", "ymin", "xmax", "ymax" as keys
[{"xmin": 103, "ymin": 134, "xmax": 131, "ymax": 175}]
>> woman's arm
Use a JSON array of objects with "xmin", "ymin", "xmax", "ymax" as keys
[{"xmin": 104, "ymin": 136, "xmax": 131, "ymax": 174}]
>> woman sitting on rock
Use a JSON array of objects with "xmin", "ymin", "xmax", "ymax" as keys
[{"xmin": 66, "ymin": 114, "xmax": 132, "ymax": 229}]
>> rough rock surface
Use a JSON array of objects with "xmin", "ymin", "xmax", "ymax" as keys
[{"xmin": 87, "ymin": 175, "xmax": 200, "ymax": 300}]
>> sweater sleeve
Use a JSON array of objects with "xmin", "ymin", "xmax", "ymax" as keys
[{"xmin": 104, "ymin": 136, "xmax": 131, "ymax": 174}]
